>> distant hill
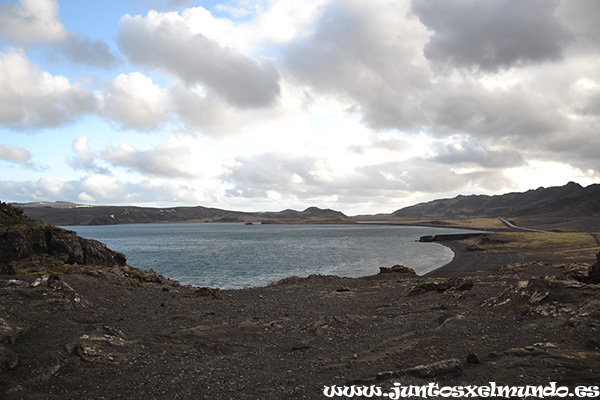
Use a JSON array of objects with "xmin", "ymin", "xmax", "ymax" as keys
[
  {"xmin": 392, "ymin": 182, "xmax": 600, "ymax": 219},
  {"xmin": 10, "ymin": 182, "xmax": 600, "ymax": 229},
  {"xmin": 12, "ymin": 203, "xmax": 352, "ymax": 226}
]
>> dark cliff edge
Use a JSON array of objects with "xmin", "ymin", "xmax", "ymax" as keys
[
  {"xmin": 0, "ymin": 202, "xmax": 126, "ymax": 272},
  {"xmin": 1, "ymin": 202, "xmax": 600, "ymax": 399}
]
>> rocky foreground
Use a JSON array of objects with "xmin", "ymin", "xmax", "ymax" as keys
[{"xmin": 1, "ymin": 202, "xmax": 599, "ymax": 399}]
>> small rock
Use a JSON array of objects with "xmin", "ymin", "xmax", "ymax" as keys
[
  {"xmin": 0, "ymin": 264, "xmax": 16, "ymax": 275},
  {"xmin": 195, "ymin": 287, "xmax": 224, "ymax": 299},
  {"xmin": 466, "ymin": 353, "xmax": 480, "ymax": 364},
  {"xmin": 47, "ymin": 274, "xmax": 62, "ymax": 290},
  {"xmin": 0, "ymin": 345, "xmax": 19, "ymax": 371},
  {"xmin": 403, "ymin": 358, "xmax": 463, "ymax": 378}
]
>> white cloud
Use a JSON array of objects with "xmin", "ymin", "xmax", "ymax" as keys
[
  {"xmin": 80, "ymin": 174, "xmax": 123, "ymax": 199},
  {"xmin": 226, "ymin": 0, "xmax": 330, "ymax": 50},
  {"xmin": 0, "ymin": 144, "xmax": 31, "ymax": 165},
  {"xmin": 0, "ymin": 0, "xmax": 67, "ymax": 45},
  {"xmin": 99, "ymin": 72, "xmax": 169, "ymax": 131},
  {"xmin": 117, "ymin": 9, "xmax": 280, "ymax": 108},
  {"xmin": 181, "ymin": 1, "xmax": 330, "ymax": 54},
  {"xmin": 68, "ymin": 135, "xmax": 111, "ymax": 175},
  {"xmin": 78, "ymin": 192, "xmax": 95, "ymax": 202},
  {"xmin": 101, "ymin": 135, "xmax": 223, "ymax": 179},
  {"xmin": 0, "ymin": 175, "xmax": 224, "ymax": 207},
  {"xmin": 0, "ymin": 49, "xmax": 96, "ymax": 130},
  {"xmin": 506, "ymin": 160, "xmax": 600, "ymax": 191}
]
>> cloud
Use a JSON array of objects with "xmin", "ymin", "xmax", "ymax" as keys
[
  {"xmin": 425, "ymin": 81, "xmax": 566, "ymax": 140},
  {"xmin": 223, "ymin": 146, "xmax": 516, "ymax": 201},
  {"xmin": 0, "ymin": 49, "xmax": 96, "ymax": 130},
  {"xmin": 410, "ymin": 0, "xmax": 572, "ymax": 72},
  {"xmin": 0, "ymin": 176, "xmax": 72, "ymax": 201},
  {"xmin": 68, "ymin": 135, "xmax": 111, "ymax": 175},
  {"xmin": 0, "ymin": 0, "xmax": 67, "ymax": 45},
  {"xmin": 580, "ymin": 93, "xmax": 600, "ymax": 116},
  {"xmin": 54, "ymin": 34, "xmax": 120, "ymax": 69},
  {"xmin": 168, "ymin": 0, "xmax": 194, "ymax": 8},
  {"xmin": 223, "ymin": 0, "xmax": 331, "ymax": 48},
  {"xmin": 557, "ymin": 0, "xmax": 600, "ymax": 54},
  {"xmin": 355, "ymin": 159, "xmax": 516, "ymax": 194},
  {"xmin": 101, "ymin": 135, "xmax": 222, "ymax": 179},
  {"xmin": 0, "ymin": 0, "xmax": 119, "ymax": 70},
  {"xmin": 0, "ymin": 175, "xmax": 220, "ymax": 206},
  {"xmin": 99, "ymin": 73, "xmax": 169, "ymax": 131},
  {"xmin": 0, "ymin": 144, "xmax": 31, "ymax": 166},
  {"xmin": 117, "ymin": 9, "xmax": 281, "ymax": 108},
  {"xmin": 430, "ymin": 138, "xmax": 525, "ymax": 168},
  {"xmin": 168, "ymin": 82, "xmax": 290, "ymax": 136},
  {"xmin": 284, "ymin": 0, "xmax": 431, "ymax": 130},
  {"xmin": 168, "ymin": 83, "xmax": 239, "ymax": 135}
]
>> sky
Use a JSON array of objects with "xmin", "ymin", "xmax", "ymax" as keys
[{"xmin": 0, "ymin": 0, "xmax": 599, "ymax": 216}]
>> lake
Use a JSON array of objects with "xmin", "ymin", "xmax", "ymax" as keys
[{"xmin": 64, "ymin": 223, "xmax": 473, "ymax": 289}]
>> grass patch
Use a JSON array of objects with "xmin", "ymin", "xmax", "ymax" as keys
[
  {"xmin": 494, "ymin": 232, "xmax": 599, "ymax": 249},
  {"xmin": 442, "ymin": 218, "xmax": 506, "ymax": 230},
  {"xmin": 10, "ymin": 254, "xmax": 74, "ymax": 276},
  {"xmin": 372, "ymin": 217, "xmax": 506, "ymax": 230}
]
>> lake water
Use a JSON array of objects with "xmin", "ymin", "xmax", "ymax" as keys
[{"xmin": 64, "ymin": 223, "xmax": 473, "ymax": 289}]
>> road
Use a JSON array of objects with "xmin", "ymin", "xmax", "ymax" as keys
[{"xmin": 498, "ymin": 218, "xmax": 552, "ymax": 233}]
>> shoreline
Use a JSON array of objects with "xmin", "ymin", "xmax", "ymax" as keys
[
  {"xmin": 426, "ymin": 238, "xmax": 482, "ymax": 278},
  {"xmin": 2, "ymin": 202, "xmax": 600, "ymax": 398}
]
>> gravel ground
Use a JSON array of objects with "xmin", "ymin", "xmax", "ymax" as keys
[{"xmin": 1, "ymin": 254, "xmax": 599, "ymax": 399}]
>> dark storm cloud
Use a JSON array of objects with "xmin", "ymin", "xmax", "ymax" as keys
[
  {"xmin": 117, "ymin": 12, "xmax": 280, "ymax": 108},
  {"xmin": 411, "ymin": 0, "xmax": 572, "ymax": 72}
]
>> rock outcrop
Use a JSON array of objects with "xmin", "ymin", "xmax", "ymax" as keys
[
  {"xmin": 0, "ymin": 202, "xmax": 126, "ymax": 270},
  {"xmin": 586, "ymin": 252, "xmax": 600, "ymax": 284},
  {"xmin": 378, "ymin": 265, "xmax": 416, "ymax": 274}
]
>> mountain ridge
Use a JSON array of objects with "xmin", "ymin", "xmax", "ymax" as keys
[
  {"xmin": 391, "ymin": 181, "xmax": 600, "ymax": 219},
  {"xmin": 11, "ymin": 203, "xmax": 352, "ymax": 226},
  {"xmin": 9, "ymin": 182, "xmax": 600, "ymax": 229}
]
